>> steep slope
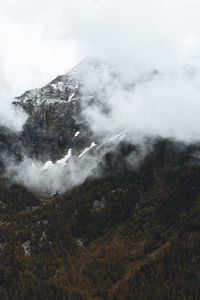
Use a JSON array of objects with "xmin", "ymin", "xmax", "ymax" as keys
[
  {"xmin": 0, "ymin": 61, "xmax": 133, "ymax": 192},
  {"xmin": 13, "ymin": 63, "xmax": 95, "ymax": 161},
  {"xmin": 0, "ymin": 61, "xmax": 126, "ymax": 191},
  {"xmin": 0, "ymin": 60, "xmax": 159, "ymax": 187},
  {"xmin": 0, "ymin": 139, "xmax": 199, "ymax": 299},
  {"xmin": 11, "ymin": 60, "xmax": 157, "ymax": 163},
  {"xmin": 0, "ymin": 62, "xmax": 199, "ymax": 299}
]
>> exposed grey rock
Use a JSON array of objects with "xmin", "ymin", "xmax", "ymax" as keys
[
  {"xmin": 92, "ymin": 196, "xmax": 105, "ymax": 212},
  {"xmin": 0, "ymin": 60, "xmax": 129, "ymax": 179},
  {"xmin": 13, "ymin": 71, "xmax": 95, "ymax": 161},
  {"xmin": 22, "ymin": 240, "xmax": 31, "ymax": 256}
]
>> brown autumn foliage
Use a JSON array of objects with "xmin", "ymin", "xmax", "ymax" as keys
[{"xmin": 0, "ymin": 139, "xmax": 199, "ymax": 299}]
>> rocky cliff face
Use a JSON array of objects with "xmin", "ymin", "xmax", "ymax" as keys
[
  {"xmin": 11, "ymin": 60, "xmax": 125, "ymax": 161},
  {"xmin": 13, "ymin": 65, "xmax": 96, "ymax": 162},
  {"xmin": 0, "ymin": 60, "xmax": 158, "ymax": 178},
  {"xmin": 0, "ymin": 60, "xmax": 130, "ymax": 192}
]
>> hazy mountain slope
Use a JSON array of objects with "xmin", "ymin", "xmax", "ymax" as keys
[
  {"xmin": 0, "ymin": 139, "xmax": 199, "ymax": 299},
  {"xmin": 0, "ymin": 61, "xmax": 199, "ymax": 299}
]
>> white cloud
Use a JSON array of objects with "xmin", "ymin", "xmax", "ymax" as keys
[
  {"xmin": 82, "ymin": 67, "xmax": 200, "ymax": 142},
  {"xmin": 2, "ymin": 0, "xmax": 200, "ymax": 190},
  {"xmin": 0, "ymin": 0, "xmax": 200, "ymax": 94}
]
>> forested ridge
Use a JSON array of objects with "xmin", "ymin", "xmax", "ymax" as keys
[{"xmin": 0, "ymin": 139, "xmax": 199, "ymax": 299}]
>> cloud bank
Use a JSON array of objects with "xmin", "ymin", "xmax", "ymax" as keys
[
  {"xmin": 1, "ymin": 0, "xmax": 200, "ymax": 192},
  {"xmin": 1, "ymin": 0, "xmax": 200, "ymax": 92},
  {"xmin": 1, "ymin": 0, "xmax": 200, "ymax": 133},
  {"xmin": 81, "ymin": 63, "xmax": 200, "ymax": 142}
]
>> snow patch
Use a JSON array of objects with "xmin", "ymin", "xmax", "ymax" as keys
[
  {"xmin": 96, "ymin": 130, "xmax": 127, "ymax": 150},
  {"xmin": 56, "ymin": 149, "xmax": 72, "ymax": 166},
  {"xmin": 51, "ymin": 81, "xmax": 64, "ymax": 92},
  {"xmin": 109, "ymin": 130, "xmax": 127, "ymax": 142},
  {"xmin": 42, "ymin": 161, "xmax": 53, "ymax": 171},
  {"xmin": 74, "ymin": 131, "xmax": 80, "ymax": 137},
  {"xmin": 68, "ymin": 92, "xmax": 76, "ymax": 102},
  {"xmin": 96, "ymin": 138, "xmax": 110, "ymax": 150},
  {"xmin": 78, "ymin": 142, "xmax": 97, "ymax": 158},
  {"xmin": 41, "ymin": 149, "xmax": 72, "ymax": 171}
]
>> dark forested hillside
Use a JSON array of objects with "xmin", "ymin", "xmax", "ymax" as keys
[{"xmin": 0, "ymin": 139, "xmax": 199, "ymax": 300}]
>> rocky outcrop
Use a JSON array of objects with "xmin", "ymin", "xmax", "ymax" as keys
[
  {"xmin": 0, "ymin": 60, "xmax": 130, "ymax": 173},
  {"xmin": 13, "ymin": 69, "xmax": 94, "ymax": 161}
]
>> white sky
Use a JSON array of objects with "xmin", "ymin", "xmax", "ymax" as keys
[
  {"xmin": 0, "ymin": 0, "xmax": 80, "ymax": 96},
  {"xmin": 3, "ymin": 0, "xmax": 200, "ymax": 190},
  {"xmin": 1, "ymin": 0, "xmax": 200, "ymax": 135},
  {"xmin": 0, "ymin": 0, "xmax": 200, "ymax": 96}
]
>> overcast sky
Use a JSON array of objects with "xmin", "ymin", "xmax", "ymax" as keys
[
  {"xmin": 1, "ymin": 0, "xmax": 200, "ymax": 134},
  {"xmin": 2, "ymin": 0, "xmax": 200, "ymax": 190},
  {"xmin": 0, "ymin": 0, "xmax": 200, "ymax": 96}
]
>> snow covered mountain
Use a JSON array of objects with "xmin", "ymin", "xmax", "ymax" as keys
[
  {"xmin": 0, "ymin": 60, "xmax": 162, "ymax": 185},
  {"xmin": 0, "ymin": 59, "xmax": 162, "ymax": 193},
  {"xmin": 0, "ymin": 60, "xmax": 128, "ymax": 186},
  {"xmin": 13, "ymin": 62, "xmax": 95, "ymax": 162}
]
